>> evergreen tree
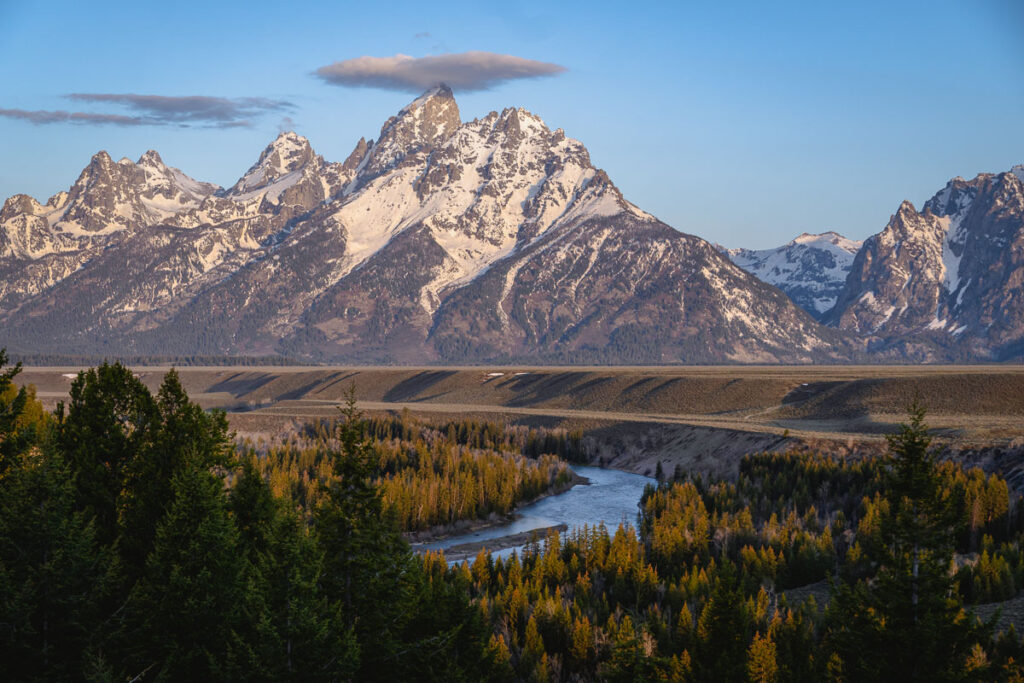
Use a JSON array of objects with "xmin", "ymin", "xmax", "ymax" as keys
[
  {"xmin": 231, "ymin": 462, "xmax": 357, "ymax": 681},
  {"xmin": 60, "ymin": 363, "xmax": 158, "ymax": 544},
  {"xmin": 0, "ymin": 349, "xmax": 34, "ymax": 476},
  {"xmin": 118, "ymin": 369, "xmax": 231, "ymax": 574},
  {"xmin": 399, "ymin": 554, "xmax": 501, "ymax": 681},
  {"xmin": 826, "ymin": 403, "xmax": 988, "ymax": 681},
  {"xmin": 695, "ymin": 562, "xmax": 751, "ymax": 682},
  {"xmin": 125, "ymin": 465, "xmax": 249, "ymax": 680},
  {"xmin": 315, "ymin": 388, "xmax": 416, "ymax": 680},
  {"xmin": 747, "ymin": 631, "xmax": 779, "ymax": 683},
  {"xmin": 0, "ymin": 444, "xmax": 115, "ymax": 681}
]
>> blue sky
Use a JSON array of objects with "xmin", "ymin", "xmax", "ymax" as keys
[{"xmin": 1, "ymin": 0, "xmax": 1021, "ymax": 248}]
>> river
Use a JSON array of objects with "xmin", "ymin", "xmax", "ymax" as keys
[{"xmin": 415, "ymin": 465, "xmax": 656, "ymax": 562}]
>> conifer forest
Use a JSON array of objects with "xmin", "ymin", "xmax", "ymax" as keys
[{"xmin": 3, "ymin": 352, "xmax": 1024, "ymax": 681}]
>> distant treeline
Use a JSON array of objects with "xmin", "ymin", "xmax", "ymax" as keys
[{"xmin": 6, "ymin": 352, "xmax": 312, "ymax": 366}]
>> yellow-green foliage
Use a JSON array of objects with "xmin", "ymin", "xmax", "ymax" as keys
[{"xmin": 240, "ymin": 415, "xmax": 574, "ymax": 531}]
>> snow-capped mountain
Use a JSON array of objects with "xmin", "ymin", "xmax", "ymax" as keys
[
  {"xmin": 0, "ymin": 150, "xmax": 219, "ymax": 307},
  {"xmin": 722, "ymin": 232, "xmax": 862, "ymax": 319},
  {"xmin": 824, "ymin": 165, "xmax": 1024, "ymax": 360},
  {"xmin": 0, "ymin": 86, "xmax": 848, "ymax": 363}
]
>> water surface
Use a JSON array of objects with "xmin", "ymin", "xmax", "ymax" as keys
[{"xmin": 418, "ymin": 465, "xmax": 656, "ymax": 560}]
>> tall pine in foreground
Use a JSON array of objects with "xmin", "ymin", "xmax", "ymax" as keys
[
  {"xmin": 315, "ymin": 389, "xmax": 418, "ymax": 680},
  {"xmin": 59, "ymin": 363, "xmax": 158, "ymax": 546},
  {"xmin": 125, "ymin": 465, "xmax": 249, "ymax": 681},
  {"xmin": 315, "ymin": 388, "xmax": 501, "ymax": 681},
  {"xmin": 825, "ymin": 403, "xmax": 988, "ymax": 681},
  {"xmin": 229, "ymin": 461, "xmax": 358, "ymax": 681},
  {"xmin": 118, "ymin": 369, "xmax": 232, "ymax": 577}
]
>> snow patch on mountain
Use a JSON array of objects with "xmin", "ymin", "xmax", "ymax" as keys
[{"xmin": 723, "ymin": 231, "xmax": 862, "ymax": 317}]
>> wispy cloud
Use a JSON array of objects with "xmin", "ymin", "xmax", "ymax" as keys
[
  {"xmin": 0, "ymin": 108, "xmax": 147, "ymax": 126},
  {"xmin": 0, "ymin": 94, "xmax": 293, "ymax": 128},
  {"xmin": 314, "ymin": 51, "xmax": 567, "ymax": 93}
]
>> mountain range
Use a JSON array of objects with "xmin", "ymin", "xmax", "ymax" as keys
[{"xmin": 1, "ymin": 86, "xmax": 1022, "ymax": 363}]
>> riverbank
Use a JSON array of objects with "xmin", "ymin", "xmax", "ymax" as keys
[{"xmin": 439, "ymin": 524, "xmax": 569, "ymax": 563}]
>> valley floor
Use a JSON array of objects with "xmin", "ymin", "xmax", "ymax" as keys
[{"xmin": 19, "ymin": 363, "xmax": 1024, "ymax": 485}]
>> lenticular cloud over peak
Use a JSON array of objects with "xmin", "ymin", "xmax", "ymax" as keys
[{"xmin": 314, "ymin": 51, "xmax": 567, "ymax": 93}]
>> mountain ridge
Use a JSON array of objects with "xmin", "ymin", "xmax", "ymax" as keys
[
  {"xmin": 824, "ymin": 166, "xmax": 1024, "ymax": 361},
  {"xmin": 0, "ymin": 87, "xmax": 846, "ymax": 364},
  {"xmin": 5, "ymin": 88, "xmax": 1023, "ymax": 363},
  {"xmin": 721, "ymin": 231, "xmax": 862, "ymax": 319}
]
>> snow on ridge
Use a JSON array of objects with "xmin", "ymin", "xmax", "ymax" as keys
[
  {"xmin": 171, "ymin": 168, "xmax": 216, "ymax": 197},
  {"xmin": 227, "ymin": 132, "xmax": 314, "ymax": 195},
  {"xmin": 404, "ymin": 85, "xmax": 448, "ymax": 112},
  {"xmin": 724, "ymin": 231, "xmax": 861, "ymax": 315},
  {"xmin": 937, "ymin": 214, "xmax": 965, "ymax": 295},
  {"xmin": 311, "ymin": 93, "xmax": 639, "ymax": 311},
  {"xmin": 229, "ymin": 169, "xmax": 304, "ymax": 204},
  {"xmin": 790, "ymin": 231, "xmax": 862, "ymax": 254}
]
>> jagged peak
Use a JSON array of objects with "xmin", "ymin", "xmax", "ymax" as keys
[
  {"xmin": 257, "ymin": 131, "xmax": 313, "ymax": 162},
  {"xmin": 342, "ymin": 137, "xmax": 370, "ymax": 172},
  {"xmin": 269, "ymin": 130, "xmax": 309, "ymax": 146},
  {"xmin": 379, "ymin": 84, "xmax": 461, "ymax": 143},
  {"xmin": 402, "ymin": 83, "xmax": 455, "ymax": 112},
  {"xmin": 896, "ymin": 199, "xmax": 918, "ymax": 215},
  {"xmin": 357, "ymin": 86, "xmax": 461, "ymax": 179},
  {"xmin": 89, "ymin": 150, "xmax": 114, "ymax": 167},
  {"xmin": 227, "ymin": 131, "xmax": 316, "ymax": 195},
  {"xmin": 137, "ymin": 149, "xmax": 165, "ymax": 167},
  {"xmin": 1, "ymin": 193, "xmax": 44, "ymax": 218}
]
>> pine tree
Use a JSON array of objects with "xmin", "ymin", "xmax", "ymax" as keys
[
  {"xmin": 315, "ymin": 387, "xmax": 416, "ymax": 680},
  {"xmin": 695, "ymin": 562, "xmax": 751, "ymax": 681},
  {"xmin": 60, "ymin": 363, "xmax": 158, "ymax": 544},
  {"xmin": 119, "ymin": 369, "xmax": 232, "ymax": 575},
  {"xmin": 826, "ymin": 403, "xmax": 988, "ymax": 681},
  {"xmin": 747, "ymin": 631, "xmax": 779, "ymax": 683},
  {"xmin": 125, "ymin": 465, "xmax": 248, "ymax": 680},
  {"xmin": 0, "ymin": 349, "xmax": 34, "ymax": 476},
  {"xmin": 258, "ymin": 499, "xmax": 357, "ymax": 681},
  {"xmin": 0, "ymin": 445, "xmax": 115, "ymax": 680}
]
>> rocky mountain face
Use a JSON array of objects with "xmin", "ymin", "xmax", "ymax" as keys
[
  {"xmin": 823, "ymin": 165, "xmax": 1024, "ymax": 361},
  {"xmin": 0, "ymin": 86, "xmax": 848, "ymax": 363},
  {"xmin": 722, "ymin": 232, "xmax": 862, "ymax": 319}
]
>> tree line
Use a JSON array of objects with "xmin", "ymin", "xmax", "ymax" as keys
[{"xmin": 4, "ymin": 351, "xmax": 1024, "ymax": 680}]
